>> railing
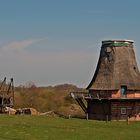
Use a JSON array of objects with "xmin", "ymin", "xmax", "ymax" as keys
[{"xmin": 70, "ymin": 91, "xmax": 112, "ymax": 100}]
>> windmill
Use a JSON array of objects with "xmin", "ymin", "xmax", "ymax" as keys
[{"xmin": 71, "ymin": 40, "xmax": 140, "ymax": 121}]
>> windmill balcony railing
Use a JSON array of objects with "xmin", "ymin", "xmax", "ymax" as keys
[{"xmin": 70, "ymin": 91, "xmax": 112, "ymax": 100}]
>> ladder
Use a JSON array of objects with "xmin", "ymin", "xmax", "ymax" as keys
[{"xmin": 70, "ymin": 92, "xmax": 87, "ymax": 113}]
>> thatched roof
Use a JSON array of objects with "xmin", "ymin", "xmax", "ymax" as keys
[{"xmin": 87, "ymin": 40, "xmax": 140, "ymax": 90}]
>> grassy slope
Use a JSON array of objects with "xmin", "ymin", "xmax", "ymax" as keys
[{"xmin": 0, "ymin": 115, "xmax": 140, "ymax": 140}]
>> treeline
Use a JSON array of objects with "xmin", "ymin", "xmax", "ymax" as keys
[{"xmin": 14, "ymin": 84, "xmax": 85, "ymax": 117}]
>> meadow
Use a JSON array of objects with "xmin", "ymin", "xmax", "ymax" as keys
[{"xmin": 0, "ymin": 115, "xmax": 140, "ymax": 140}]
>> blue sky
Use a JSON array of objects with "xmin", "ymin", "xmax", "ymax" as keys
[{"xmin": 0, "ymin": 0, "xmax": 140, "ymax": 87}]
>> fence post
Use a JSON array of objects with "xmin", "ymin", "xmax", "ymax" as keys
[
  {"xmin": 106, "ymin": 115, "xmax": 108, "ymax": 123},
  {"xmin": 127, "ymin": 116, "xmax": 129, "ymax": 125},
  {"xmin": 86, "ymin": 113, "xmax": 89, "ymax": 120}
]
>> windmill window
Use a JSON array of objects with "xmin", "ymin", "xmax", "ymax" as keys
[
  {"xmin": 121, "ymin": 85, "xmax": 127, "ymax": 96},
  {"xmin": 121, "ymin": 108, "xmax": 126, "ymax": 115}
]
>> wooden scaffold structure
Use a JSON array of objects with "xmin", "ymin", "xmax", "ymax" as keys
[{"xmin": 0, "ymin": 77, "xmax": 14, "ymax": 113}]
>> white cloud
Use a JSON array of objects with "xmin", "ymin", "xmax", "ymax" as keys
[{"xmin": 0, "ymin": 37, "xmax": 48, "ymax": 54}]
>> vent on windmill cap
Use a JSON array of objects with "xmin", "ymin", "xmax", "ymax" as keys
[{"xmin": 102, "ymin": 40, "xmax": 134, "ymax": 47}]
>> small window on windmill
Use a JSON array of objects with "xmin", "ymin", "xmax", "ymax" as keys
[
  {"xmin": 121, "ymin": 85, "xmax": 127, "ymax": 97},
  {"xmin": 121, "ymin": 108, "xmax": 127, "ymax": 115}
]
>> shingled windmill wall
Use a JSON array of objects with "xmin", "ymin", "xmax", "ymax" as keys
[{"xmin": 86, "ymin": 40, "xmax": 140, "ymax": 121}]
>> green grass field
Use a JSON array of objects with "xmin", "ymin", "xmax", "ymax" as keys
[{"xmin": 0, "ymin": 115, "xmax": 140, "ymax": 140}]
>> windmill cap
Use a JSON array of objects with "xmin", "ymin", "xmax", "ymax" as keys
[{"xmin": 102, "ymin": 40, "xmax": 134, "ymax": 45}]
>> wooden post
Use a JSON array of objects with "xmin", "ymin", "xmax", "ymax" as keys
[
  {"xmin": 86, "ymin": 113, "xmax": 89, "ymax": 120},
  {"xmin": 68, "ymin": 115, "xmax": 71, "ymax": 119},
  {"xmin": 127, "ymin": 116, "xmax": 129, "ymax": 125},
  {"xmin": 106, "ymin": 115, "xmax": 108, "ymax": 123}
]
